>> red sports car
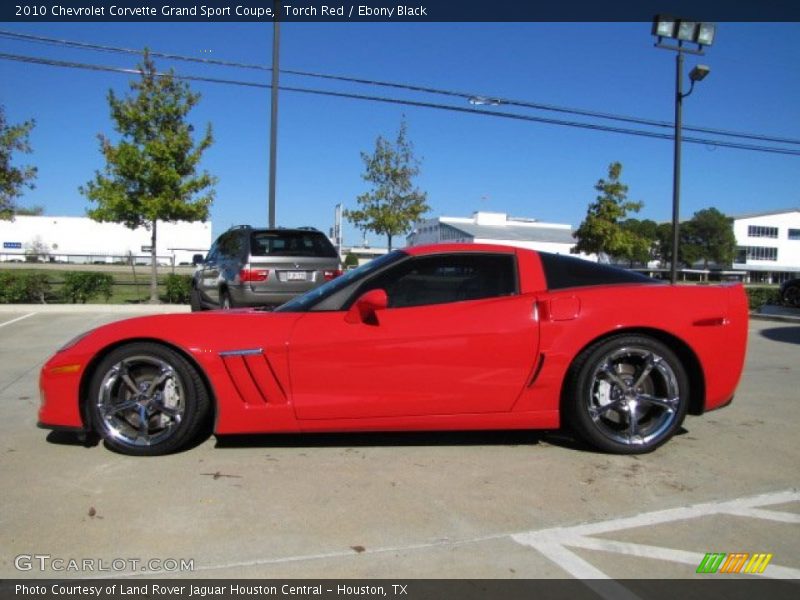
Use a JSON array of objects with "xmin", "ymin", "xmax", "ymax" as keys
[{"xmin": 38, "ymin": 244, "xmax": 748, "ymax": 456}]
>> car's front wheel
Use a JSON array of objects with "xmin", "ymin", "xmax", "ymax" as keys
[
  {"xmin": 88, "ymin": 342, "xmax": 211, "ymax": 456},
  {"xmin": 565, "ymin": 335, "xmax": 689, "ymax": 454}
]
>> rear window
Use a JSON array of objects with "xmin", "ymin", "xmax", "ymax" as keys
[
  {"xmin": 539, "ymin": 252, "xmax": 659, "ymax": 290},
  {"xmin": 250, "ymin": 231, "xmax": 338, "ymax": 258}
]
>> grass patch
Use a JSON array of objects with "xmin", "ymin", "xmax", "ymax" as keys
[{"xmin": 0, "ymin": 268, "xmax": 190, "ymax": 304}]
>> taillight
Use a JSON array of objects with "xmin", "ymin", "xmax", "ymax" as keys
[
  {"xmin": 323, "ymin": 269, "xmax": 343, "ymax": 281},
  {"xmin": 239, "ymin": 268, "xmax": 269, "ymax": 282}
]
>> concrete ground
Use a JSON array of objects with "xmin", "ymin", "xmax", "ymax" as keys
[{"xmin": 0, "ymin": 307, "xmax": 797, "ymax": 581}]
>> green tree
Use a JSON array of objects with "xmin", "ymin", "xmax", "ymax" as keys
[
  {"xmin": 619, "ymin": 218, "xmax": 659, "ymax": 266},
  {"xmin": 573, "ymin": 162, "xmax": 644, "ymax": 259},
  {"xmin": 80, "ymin": 50, "xmax": 216, "ymax": 303},
  {"xmin": 344, "ymin": 252, "xmax": 360, "ymax": 269},
  {"xmin": 0, "ymin": 105, "xmax": 37, "ymax": 219},
  {"xmin": 681, "ymin": 207, "xmax": 737, "ymax": 268},
  {"xmin": 654, "ymin": 222, "xmax": 675, "ymax": 267},
  {"xmin": 346, "ymin": 120, "xmax": 429, "ymax": 251}
]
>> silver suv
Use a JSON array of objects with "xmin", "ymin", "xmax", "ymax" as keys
[{"xmin": 190, "ymin": 226, "xmax": 341, "ymax": 311}]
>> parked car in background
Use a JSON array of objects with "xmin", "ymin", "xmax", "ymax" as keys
[
  {"xmin": 780, "ymin": 278, "xmax": 800, "ymax": 307},
  {"xmin": 190, "ymin": 226, "xmax": 341, "ymax": 310}
]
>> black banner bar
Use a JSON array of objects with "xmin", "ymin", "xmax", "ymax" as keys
[
  {"xmin": 3, "ymin": 1, "xmax": 800, "ymax": 23},
  {"xmin": 2, "ymin": 580, "xmax": 800, "ymax": 600}
]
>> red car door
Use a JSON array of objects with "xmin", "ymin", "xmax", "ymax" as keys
[{"xmin": 288, "ymin": 293, "xmax": 539, "ymax": 420}]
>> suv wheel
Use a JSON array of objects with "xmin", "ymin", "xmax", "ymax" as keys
[{"xmin": 220, "ymin": 289, "xmax": 233, "ymax": 310}]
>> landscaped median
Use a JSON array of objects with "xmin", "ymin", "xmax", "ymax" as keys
[{"xmin": 0, "ymin": 268, "xmax": 193, "ymax": 305}]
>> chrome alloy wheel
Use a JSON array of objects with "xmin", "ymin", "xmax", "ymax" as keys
[
  {"xmin": 586, "ymin": 346, "xmax": 681, "ymax": 447},
  {"xmin": 95, "ymin": 355, "xmax": 186, "ymax": 447}
]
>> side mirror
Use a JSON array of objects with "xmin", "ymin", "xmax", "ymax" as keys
[
  {"xmin": 192, "ymin": 254, "xmax": 205, "ymax": 266},
  {"xmin": 345, "ymin": 289, "xmax": 388, "ymax": 325}
]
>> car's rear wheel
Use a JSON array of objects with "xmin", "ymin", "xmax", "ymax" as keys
[
  {"xmin": 220, "ymin": 289, "xmax": 233, "ymax": 310},
  {"xmin": 189, "ymin": 286, "xmax": 204, "ymax": 312},
  {"xmin": 565, "ymin": 334, "xmax": 689, "ymax": 454},
  {"xmin": 88, "ymin": 342, "xmax": 211, "ymax": 456}
]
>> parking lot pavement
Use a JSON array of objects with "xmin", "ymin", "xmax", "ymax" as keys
[{"xmin": 0, "ymin": 309, "xmax": 797, "ymax": 580}]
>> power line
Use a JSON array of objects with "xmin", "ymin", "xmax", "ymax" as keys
[
  {"xmin": 1, "ymin": 50, "xmax": 799, "ymax": 157},
  {"xmin": 2, "ymin": 27, "xmax": 799, "ymax": 148}
]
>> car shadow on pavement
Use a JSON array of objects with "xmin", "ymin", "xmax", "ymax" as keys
[
  {"xmin": 46, "ymin": 430, "xmax": 100, "ymax": 449},
  {"xmin": 215, "ymin": 429, "xmax": 549, "ymax": 449},
  {"xmin": 215, "ymin": 429, "xmax": 597, "ymax": 452},
  {"xmin": 760, "ymin": 326, "xmax": 800, "ymax": 346}
]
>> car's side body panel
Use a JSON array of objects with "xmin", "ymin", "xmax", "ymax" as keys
[{"xmin": 287, "ymin": 294, "xmax": 539, "ymax": 420}]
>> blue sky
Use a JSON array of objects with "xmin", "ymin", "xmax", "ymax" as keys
[{"xmin": 1, "ymin": 22, "xmax": 798, "ymax": 246}]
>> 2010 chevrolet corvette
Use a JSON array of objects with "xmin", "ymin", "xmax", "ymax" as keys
[{"xmin": 38, "ymin": 244, "xmax": 748, "ymax": 456}]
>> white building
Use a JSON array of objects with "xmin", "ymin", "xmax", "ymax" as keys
[
  {"xmin": 0, "ymin": 215, "xmax": 212, "ymax": 266},
  {"xmin": 732, "ymin": 208, "xmax": 800, "ymax": 283},
  {"xmin": 407, "ymin": 211, "xmax": 589, "ymax": 257}
]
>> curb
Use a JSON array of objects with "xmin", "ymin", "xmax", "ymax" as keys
[{"xmin": 750, "ymin": 312, "xmax": 800, "ymax": 324}]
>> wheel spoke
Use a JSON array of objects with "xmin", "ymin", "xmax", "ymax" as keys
[
  {"xmin": 627, "ymin": 405, "xmax": 642, "ymax": 441},
  {"xmin": 599, "ymin": 363, "xmax": 629, "ymax": 390},
  {"xmin": 589, "ymin": 399, "xmax": 625, "ymax": 421},
  {"xmin": 144, "ymin": 370, "xmax": 171, "ymax": 398},
  {"xmin": 637, "ymin": 394, "xmax": 680, "ymax": 412},
  {"xmin": 115, "ymin": 362, "xmax": 140, "ymax": 395},
  {"xmin": 137, "ymin": 405, "xmax": 150, "ymax": 438},
  {"xmin": 155, "ymin": 402, "xmax": 180, "ymax": 420},
  {"xmin": 103, "ymin": 398, "xmax": 139, "ymax": 416},
  {"xmin": 632, "ymin": 353, "xmax": 658, "ymax": 389}
]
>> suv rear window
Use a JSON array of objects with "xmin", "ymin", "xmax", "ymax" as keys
[{"xmin": 250, "ymin": 231, "xmax": 338, "ymax": 258}]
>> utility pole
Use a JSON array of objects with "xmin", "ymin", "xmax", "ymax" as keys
[{"xmin": 268, "ymin": 1, "xmax": 281, "ymax": 228}]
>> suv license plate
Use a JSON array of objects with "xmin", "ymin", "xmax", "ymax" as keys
[{"xmin": 286, "ymin": 271, "xmax": 307, "ymax": 281}]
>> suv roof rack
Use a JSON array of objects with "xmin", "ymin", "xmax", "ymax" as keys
[{"xmin": 227, "ymin": 225, "xmax": 321, "ymax": 232}]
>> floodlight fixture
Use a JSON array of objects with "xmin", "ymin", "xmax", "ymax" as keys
[
  {"xmin": 652, "ymin": 15, "xmax": 677, "ymax": 39},
  {"xmin": 652, "ymin": 14, "xmax": 715, "ymax": 52},
  {"xmin": 696, "ymin": 23, "xmax": 716, "ymax": 46},
  {"xmin": 677, "ymin": 21, "xmax": 698, "ymax": 42}
]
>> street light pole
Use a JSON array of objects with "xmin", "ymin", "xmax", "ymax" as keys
[
  {"xmin": 652, "ymin": 15, "xmax": 715, "ymax": 284},
  {"xmin": 670, "ymin": 50, "xmax": 684, "ymax": 284},
  {"xmin": 268, "ymin": 2, "xmax": 281, "ymax": 228}
]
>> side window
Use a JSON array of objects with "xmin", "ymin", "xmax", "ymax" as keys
[
  {"xmin": 359, "ymin": 253, "xmax": 517, "ymax": 309},
  {"xmin": 216, "ymin": 232, "xmax": 246, "ymax": 260}
]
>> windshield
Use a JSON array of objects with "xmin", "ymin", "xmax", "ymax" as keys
[{"xmin": 275, "ymin": 250, "xmax": 407, "ymax": 312}]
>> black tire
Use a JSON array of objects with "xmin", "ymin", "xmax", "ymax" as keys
[
  {"xmin": 88, "ymin": 342, "xmax": 211, "ymax": 456},
  {"xmin": 189, "ymin": 286, "xmax": 204, "ymax": 312},
  {"xmin": 783, "ymin": 285, "xmax": 800, "ymax": 308},
  {"xmin": 220, "ymin": 289, "xmax": 233, "ymax": 310},
  {"xmin": 565, "ymin": 334, "xmax": 689, "ymax": 454}
]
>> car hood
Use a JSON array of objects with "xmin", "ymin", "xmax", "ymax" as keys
[{"xmin": 53, "ymin": 310, "xmax": 305, "ymax": 365}]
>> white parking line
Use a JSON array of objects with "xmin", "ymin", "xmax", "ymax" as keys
[
  {"xmin": 512, "ymin": 489, "xmax": 800, "ymax": 582},
  {"xmin": 0, "ymin": 312, "xmax": 35, "ymax": 328}
]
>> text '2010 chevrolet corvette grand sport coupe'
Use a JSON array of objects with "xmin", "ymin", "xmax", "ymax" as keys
[{"xmin": 39, "ymin": 244, "xmax": 748, "ymax": 456}]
